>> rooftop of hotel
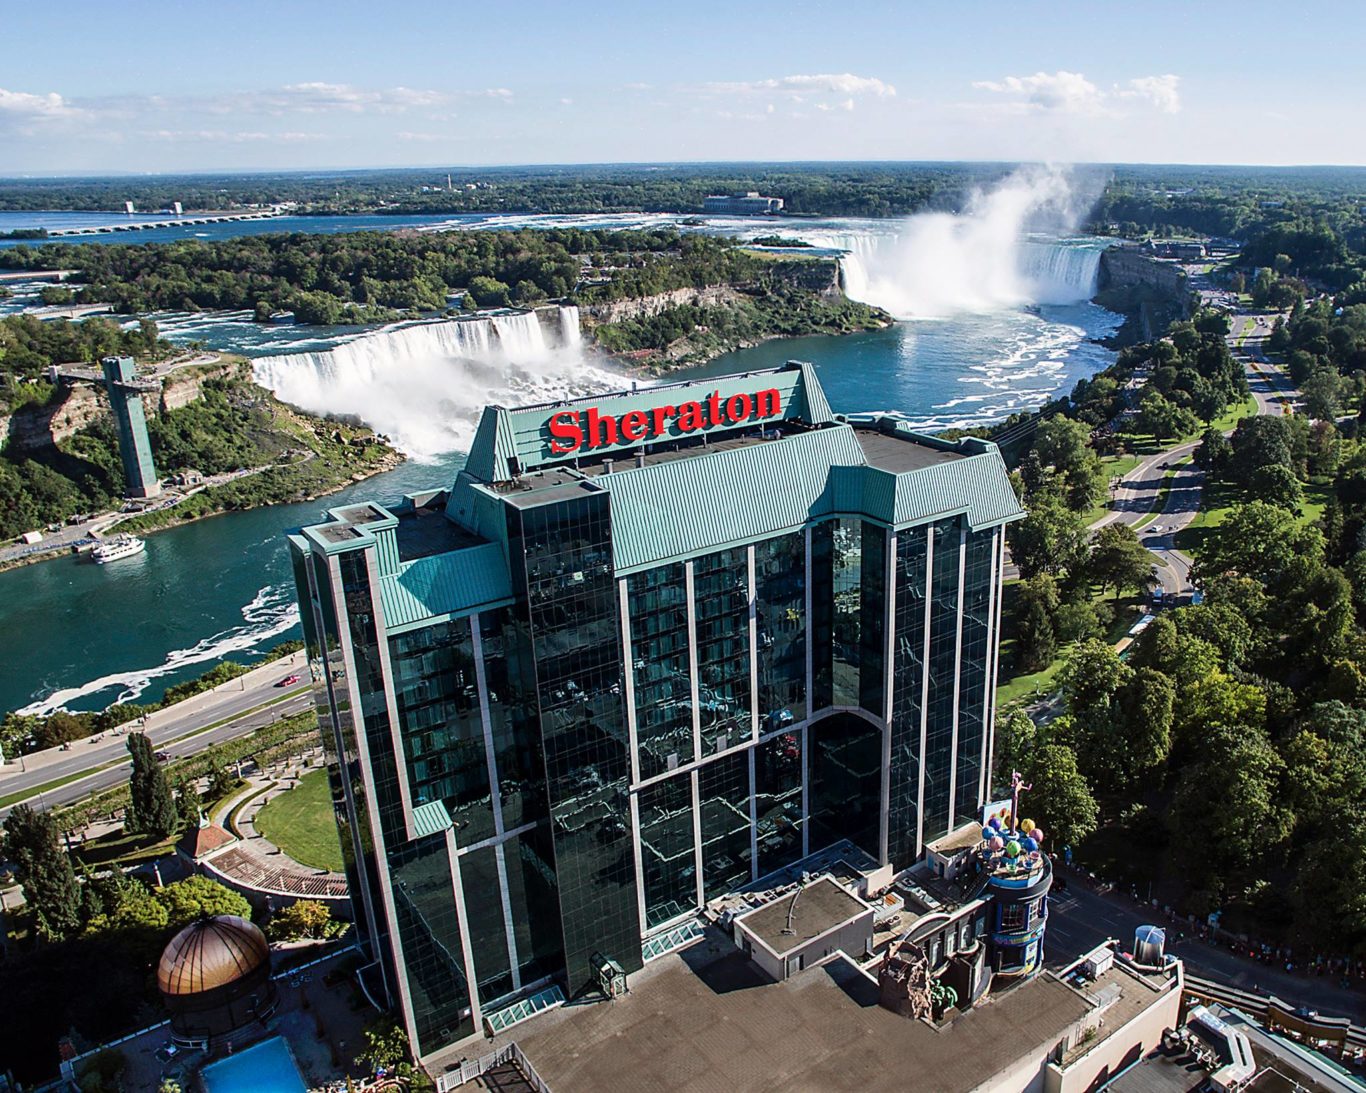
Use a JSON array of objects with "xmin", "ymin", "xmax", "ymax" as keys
[
  {"xmin": 736, "ymin": 876, "xmax": 871, "ymax": 957},
  {"xmin": 1104, "ymin": 1002, "xmax": 1360, "ymax": 1093},
  {"xmin": 434, "ymin": 927, "xmax": 1094, "ymax": 1093}
]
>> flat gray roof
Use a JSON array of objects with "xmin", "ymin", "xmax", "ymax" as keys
[
  {"xmin": 853, "ymin": 428, "xmax": 965, "ymax": 473},
  {"xmin": 444, "ymin": 929, "xmax": 1091, "ymax": 1093},
  {"xmin": 737, "ymin": 876, "xmax": 871, "ymax": 957}
]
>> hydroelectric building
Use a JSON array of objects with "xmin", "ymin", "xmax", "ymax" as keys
[{"xmin": 287, "ymin": 361, "xmax": 1025, "ymax": 1060}]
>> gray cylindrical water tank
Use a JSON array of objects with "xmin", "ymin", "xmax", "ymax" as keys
[{"xmin": 1134, "ymin": 924, "xmax": 1166, "ymax": 965}]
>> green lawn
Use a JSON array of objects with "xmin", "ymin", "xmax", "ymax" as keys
[
  {"xmin": 73, "ymin": 829, "xmax": 175, "ymax": 870},
  {"xmin": 252, "ymin": 768, "xmax": 344, "ymax": 873},
  {"xmin": 1175, "ymin": 477, "xmax": 1330, "ymax": 556},
  {"xmin": 1207, "ymin": 394, "xmax": 1258, "ymax": 435},
  {"xmin": 1084, "ymin": 453, "xmax": 1145, "ymax": 524},
  {"xmin": 995, "ymin": 584, "xmax": 1146, "ymax": 709}
]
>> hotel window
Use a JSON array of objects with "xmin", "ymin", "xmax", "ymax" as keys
[{"xmin": 999, "ymin": 902, "xmax": 1025, "ymax": 931}]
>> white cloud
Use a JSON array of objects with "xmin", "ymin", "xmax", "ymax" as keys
[
  {"xmin": 197, "ymin": 83, "xmax": 511, "ymax": 117},
  {"xmin": 560, "ymin": 97, "xmax": 573, "ymax": 105},
  {"xmin": 973, "ymin": 69, "xmax": 1181, "ymax": 116},
  {"xmin": 143, "ymin": 129, "xmax": 325, "ymax": 143},
  {"xmin": 699, "ymin": 72, "xmax": 890, "ymax": 118},
  {"xmin": 703, "ymin": 73, "xmax": 896, "ymax": 98},
  {"xmin": 973, "ymin": 70, "xmax": 1104, "ymax": 114},
  {"xmin": 1121, "ymin": 75, "xmax": 1181, "ymax": 114},
  {"xmin": 0, "ymin": 87, "xmax": 84, "ymax": 125}
]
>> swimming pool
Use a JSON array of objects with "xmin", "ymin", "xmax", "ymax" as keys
[{"xmin": 200, "ymin": 1037, "xmax": 308, "ymax": 1093}]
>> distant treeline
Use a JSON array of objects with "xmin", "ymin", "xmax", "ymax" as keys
[
  {"xmin": 0, "ymin": 162, "xmax": 1007, "ymax": 217},
  {"xmin": 0, "ymin": 229, "xmax": 834, "ymax": 324}
]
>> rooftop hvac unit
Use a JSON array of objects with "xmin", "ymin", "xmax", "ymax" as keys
[
  {"xmin": 1082, "ymin": 945, "xmax": 1115, "ymax": 980},
  {"xmin": 1134, "ymin": 924, "xmax": 1166, "ymax": 965}
]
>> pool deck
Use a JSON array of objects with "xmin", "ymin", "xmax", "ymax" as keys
[{"xmin": 73, "ymin": 947, "xmax": 376, "ymax": 1092}]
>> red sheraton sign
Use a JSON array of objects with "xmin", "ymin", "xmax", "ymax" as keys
[{"xmin": 547, "ymin": 388, "xmax": 783, "ymax": 455}]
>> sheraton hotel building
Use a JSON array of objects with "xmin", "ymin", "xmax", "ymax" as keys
[{"xmin": 287, "ymin": 361, "xmax": 1024, "ymax": 1060}]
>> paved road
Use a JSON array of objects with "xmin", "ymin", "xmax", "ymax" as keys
[
  {"xmin": 0, "ymin": 651, "xmax": 313, "ymax": 818},
  {"xmin": 1067, "ymin": 311, "xmax": 1297, "ymax": 600},
  {"xmin": 1047, "ymin": 873, "xmax": 1366, "ymax": 1023}
]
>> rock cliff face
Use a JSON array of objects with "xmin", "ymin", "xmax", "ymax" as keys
[
  {"xmin": 1, "ymin": 360, "xmax": 244, "ymax": 454},
  {"xmin": 1094, "ymin": 248, "xmax": 1192, "ymax": 343},
  {"xmin": 580, "ymin": 258, "xmax": 842, "ymax": 326},
  {"xmin": 581, "ymin": 285, "xmax": 747, "ymax": 325},
  {"xmin": 1097, "ymin": 247, "xmax": 1188, "ymax": 296}
]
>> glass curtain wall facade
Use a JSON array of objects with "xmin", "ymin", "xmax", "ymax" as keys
[
  {"xmin": 293, "ymin": 508, "xmax": 1006, "ymax": 1059},
  {"xmin": 289, "ymin": 373, "xmax": 1020, "ymax": 1063}
]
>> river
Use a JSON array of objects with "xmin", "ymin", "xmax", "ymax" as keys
[{"xmin": 0, "ymin": 195, "xmax": 1121, "ymax": 715}]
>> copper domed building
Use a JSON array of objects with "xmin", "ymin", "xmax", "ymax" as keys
[{"xmin": 157, "ymin": 915, "xmax": 278, "ymax": 1042}]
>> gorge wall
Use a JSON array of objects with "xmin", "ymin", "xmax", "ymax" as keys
[
  {"xmin": 1094, "ymin": 247, "xmax": 1191, "ymax": 343},
  {"xmin": 580, "ymin": 258, "xmax": 841, "ymax": 326},
  {"xmin": 1, "ymin": 359, "xmax": 243, "ymax": 454}
]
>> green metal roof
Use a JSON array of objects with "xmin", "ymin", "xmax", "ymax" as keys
[
  {"xmin": 411, "ymin": 800, "xmax": 453, "ymax": 839},
  {"xmin": 599, "ymin": 426, "xmax": 866, "ymax": 572},
  {"xmin": 598, "ymin": 422, "xmax": 1024, "ymax": 573},
  {"xmin": 377, "ymin": 540, "xmax": 513, "ymax": 631}
]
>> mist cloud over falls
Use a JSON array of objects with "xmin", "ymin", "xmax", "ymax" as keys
[{"xmin": 832, "ymin": 165, "xmax": 1108, "ymax": 318}]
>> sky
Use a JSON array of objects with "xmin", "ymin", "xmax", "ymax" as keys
[{"xmin": 2, "ymin": 0, "xmax": 1364, "ymax": 174}]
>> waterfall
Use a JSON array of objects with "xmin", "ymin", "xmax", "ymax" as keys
[
  {"xmin": 558, "ymin": 304, "xmax": 582, "ymax": 348},
  {"xmin": 1017, "ymin": 239, "xmax": 1103, "ymax": 303},
  {"xmin": 785, "ymin": 166, "xmax": 1107, "ymax": 318},
  {"xmin": 253, "ymin": 314, "xmax": 622, "ymax": 460}
]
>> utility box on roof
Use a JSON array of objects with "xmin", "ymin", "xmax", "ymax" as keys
[{"xmin": 734, "ymin": 876, "xmax": 875, "ymax": 982}]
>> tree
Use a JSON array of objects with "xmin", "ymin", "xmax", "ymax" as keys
[
  {"xmin": 466, "ymin": 276, "xmax": 512, "ymax": 308},
  {"xmin": 1193, "ymin": 427, "xmax": 1233, "ymax": 479},
  {"xmin": 1013, "ymin": 575, "xmax": 1059, "ymax": 672},
  {"xmin": 1302, "ymin": 369, "xmax": 1343, "ymax": 422},
  {"xmin": 1054, "ymin": 600, "xmax": 1103, "ymax": 644},
  {"xmin": 1021, "ymin": 744, "xmax": 1098, "ymax": 849},
  {"xmin": 1196, "ymin": 501, "xmax": 1324, "ymax": 585},
  {"xmin": 2, "ymin": 804, "xmax": 82, "ymax": 940},
  {"xmin": 1059, "ymin": 639, "xmax": 1128, "ymax": 725},
  {"xmin": 83, "ymin": 872, "xmax": 170, "ymax": 937},
  {"xmin": 992, "ymin": 707, "xmax": 1037, "ymax": 783},
  {"xmin": 1136, "ymin": 390, "xmax": 1198, "ymax": 443},
  {"xmin": 355, "ymin": 1017, "xmax": 428, "ymax": 1086},
  {"xmin": 1086, "ymin": 524, "xmax": 1153, "ymax": 600},
  {"xmin": 174, "ymin": 777, "xmax": 200, "ymax": 833},
  {"xmin": 126, "ymin": 733, "xmax": 178, "ymax": 838},
  {"xmin": 1033, "ymin": 417, "xmax": 1106, "ymax": 509},
  {"xmin": 1249, "ymin": 462, "xmax": 1303, "ymax": 508},
  {"xmin": 268, "ymin": 899, "xmax": 333, "ymax": 940},
  {"xmin": 1167, "ymin": 724, "xmax": 1283, "ymax": 903},
  {"xmin": 155, "ymin": 875, "xmax": 252, "ymax": 929},
  {"xmin": 1296, "ymin": 822, "xmax": 1366, "ymax": 950},
  {"xmin": 1114, "ymin": 668, "xmax": 1175, "ymax": 780},
  {"xmin": 1230, "ymin": 415, "xmax": 1302, "ymax": 488},
  {"xmin": 1005, "ymin": 489, "xmax": 1087, "ymax": 580}
]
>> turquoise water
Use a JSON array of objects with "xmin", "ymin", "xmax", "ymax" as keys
[
  {"xmin": 0, "ymin": 211, "xmax": 477, "ymax": 249},
  {"xmin": 0, "ymin": 210, "xmax": 1119, "ymax": 715},
  {"xmin": 0, "ymin": 300, "xmax": 1117, "ymax": 716},
  {"xmin": 200, "ymin": 1037, "xmax": 307, "ymax": 1093}
]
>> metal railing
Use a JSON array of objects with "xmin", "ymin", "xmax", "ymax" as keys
[{"xmin": 435, "ymin": 1040, "xmax": 552, "ymax": 1093}]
